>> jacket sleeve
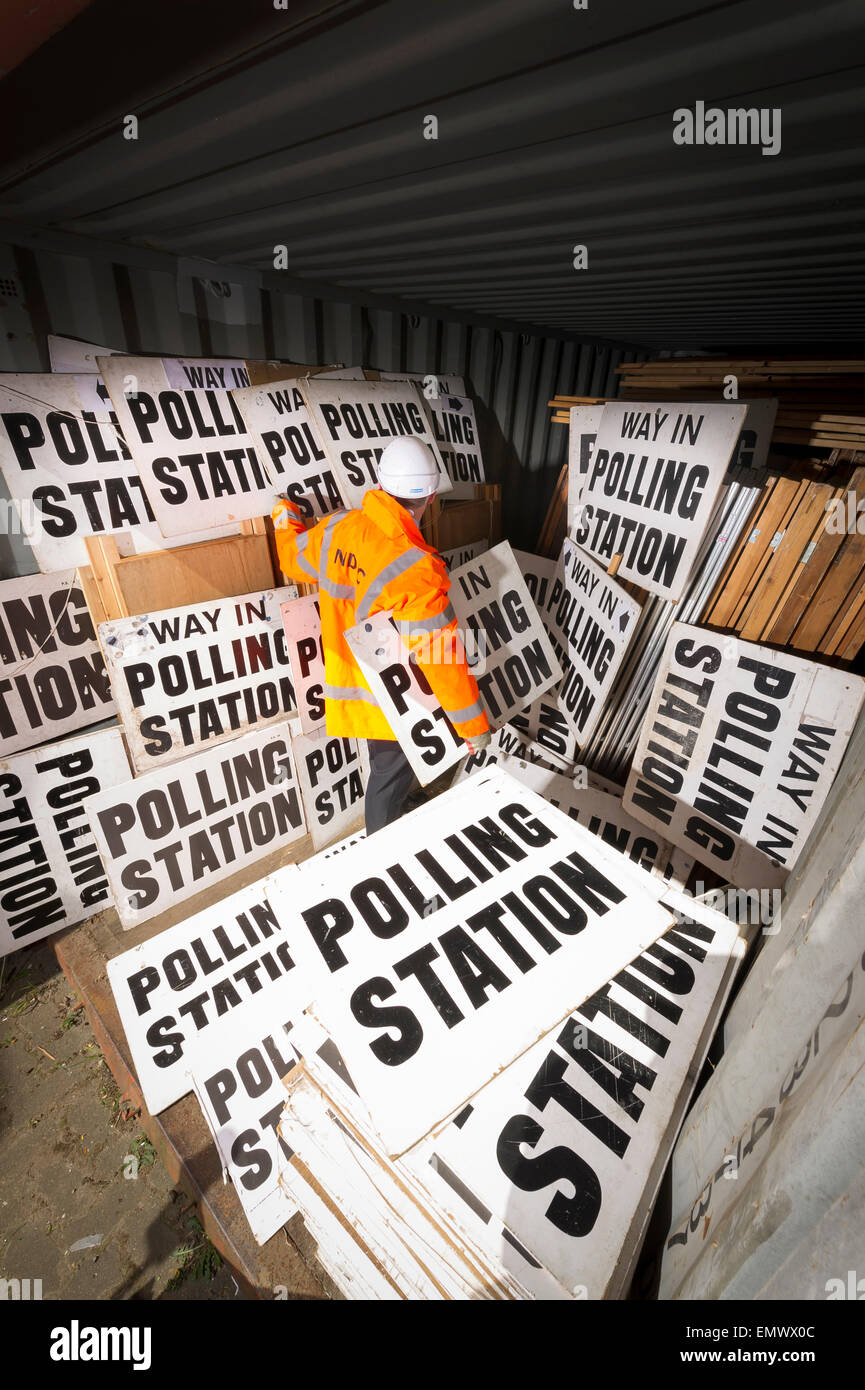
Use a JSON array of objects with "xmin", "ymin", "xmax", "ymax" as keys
[
  {"xmin": 271, "ymin": 498, "xmax": 323, "ymax": 586},
  {"xmin": 385, "ymin": 551, "xmax": 490, "ymax": 742}
]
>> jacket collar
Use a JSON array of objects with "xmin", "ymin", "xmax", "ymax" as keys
[{"xmin": 362, "ymin": 487, "xmax": 430, "ymax": 548}]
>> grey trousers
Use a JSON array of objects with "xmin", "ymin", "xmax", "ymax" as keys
[{"xmin": 365, "ymin": 738, "xmax": 417, "ymax": 835}]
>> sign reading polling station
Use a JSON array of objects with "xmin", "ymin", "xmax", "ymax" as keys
[
  {"xmin": 98, "ymin": 356, "xmax": 275, "ymax": 536},
  {"xmin": 423, "ymin": 395, "xmax": 485, "ymax": 499},
  {"xmin": 346, "ymin": 615, "xmax": 464, "ymax": 786},
  {"xmin": 106, "ymin": 874, "xmax": 310, "ymax": 1113},
  {"xmin": 282, "ymin": 765, "xmax": 676, "ymax": 1156},
  {"xmin": 510, "ymin": 694, "xmax": 582, "ymax": 768},
  {"xmin": 624, "ymin": 623, "xmax": 865, "ymax": 886},
  {"xmin": 440, "ymin": 540, "xmax": 489, "ymax": 572},
  {"xmin": 432, "ymin": 896, "xmax": 742, "ymax": 1299},
  {"xmin": 0, "ymin": 571, "xmax": 115, "ymax": 757},
  {"xmin": 88, "ymin": 725, "xmax": 307, "ymax": 927},
  {"xmin": 0, "ymin": 373, "xmax": 149, "ymax": 569},
  {"xmin": 450, "ymin": 542, "xmax": 562, "ymax": 727},
  {"xmin": 567, "ymin": 405, "xmax": 603, "ymax": 537},
  {"xmin": 99, "ymin": 587, "xmax": 297, "ymax": 773},
  {"xmin": 729, "ymin": 398, "xmax": 778, "ymax": 475},
  {"xmin": 515, "ymin": 544, "xmax": 641, "ymax": 747},
  {"xmin": 291, "ymin": 723, "xmax": 369, "ymax": 851},
  {"xmin": 0, "ymin": 728, "xmax": 130, "ymax": 957},
  {"xmin": 299, "ymin": 378, "xmax": 452, "ymax": 509},
  {"xmin": 573, "ymin": 401, "xmax": 747, "ymax": 600},
  {"xmin": 187, "ymin": 996, "xmax": 298, "ymax": 1245},
  {"xmin": 232, "ymin": 378, "xmax": 345, "ymax": 520},
  {"xmin": 281, "ymin": 593, "xmax": 325, "ymax": 734}
]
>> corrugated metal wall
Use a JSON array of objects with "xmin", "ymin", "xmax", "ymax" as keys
[{"xmin": 0, "ymin": 226, "xmax": 646, "ymax": 579}]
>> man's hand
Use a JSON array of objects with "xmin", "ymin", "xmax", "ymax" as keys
[{"xmin": 464, "ymin": 730, "xmax": 492, "ymax": 756}]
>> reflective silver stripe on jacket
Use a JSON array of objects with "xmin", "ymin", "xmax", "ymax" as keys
[
  {"xmin": 293, "ymin": 529, "xmax": 318, "ymax": 581},
  {"xmin": 356, "ymin": 547, "xmax": 428, "ymax": 622},
  {"xmin": 443, "ymin": 697, "xmax": 485, "ymax": 724},
  {"xmin": 393, "ymin": 601, "xmax": 456, "ymax": 636},
  {"xmin": 323, "ymin": 683, "xmax": 378, "ymax": 705},
  {"xmin": 318, "ymin": 511, "xmax": 353, "ymax": 599}
]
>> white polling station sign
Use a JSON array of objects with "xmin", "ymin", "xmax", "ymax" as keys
[
  {"xmin": 450, "ymin": 542, "xmax": 562, "ymax": 728},
  {"xmin": 88, "ymin": 724, "xmax": 307, "ymax": 927},
  {"xmin": 232, "ymin": 378, "xmax": 346, "ymax": 521},
  {"xmin": 346, "ymin": 614, "xmax": 464, "ymax": 786},
  {"xmin": 187, "ymin": 996, "xmax": 299, "ymax": 1245},
  {"xmin": 433, "ymin": 894, "xmax": 743, "ymax": 1298},
  {"xmin": 106, "ymin": 873, "xmax": 309, "ymax": 1114},
  {"xmin": 279, "ymin": 765, "xmax": 676, "ymax": 1156},
  {"xmin": 423, "ymin": 394, "xmax": 485, "ymax": 499},
  {"xmin": 0, "ymin": 570, "xmax": 115, "ymax": 757},
  {"xmin": 573, "ymin": 401, "xmax": 747, "ymax": 600},
  {"xmin": 99, "ymin": 587, "xmax": 297, "ymax": 773},
  {"xmin": 0, "ymin": 728, "xmax": 130, "ymax": 957},
  {"xmin": 0, "ymin": 373, "xmax": 151, "ymax": 569},
  {"xmin": 510, "ymin": 694, "xmax": 582, "ymax": 769},
  {"xmin": 299, "ymin": 378, "xmax": 452, "ymax": 509},
  {"xmin": 291, "ymin": 722, "xmax": 369, "ymax": 851},
  {"xmin": 380, "ymin": 371, "xmax": 467, "ymax": 399},
  {"xmin": 98, "ymin": 356, "xmax": 275, "ymax": 536},
  {"xmin": 624, "ymin": 623, "xmax": 865, "ymax": 886},
  {"xmin": 567, "ymin": 405, "xmax": 603, "ymax": 538},
  {"xmin": 729, "ymin": 399, "xmax": 778, "ymax": 475},
  {"xmin": 281, "ymin": 593, "xmax": 326, "ymax": 735}
]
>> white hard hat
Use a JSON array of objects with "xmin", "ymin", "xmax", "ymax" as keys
[{"xmin": 377, "ymin": 436, "xmax": 440, "ymax": 499}]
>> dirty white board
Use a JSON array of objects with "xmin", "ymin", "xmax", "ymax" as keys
[
  {"xmin": 279, "ymin": 765, "xmax": 675, "ymax": 1156},
  {"xmin": 450, "ymin": 542, "xmax": 562, "ymax": 729},
  {"xmin": 0, "ymin": 728, "xmax": 130, "ymax": 957},
  {"xmin": 98, "ymin": 356, "xmax": 275, "ymax": 536},
  {"xmin": 380, "ymin": 371, "xmax": 467, "ymax": 399},
  {"xmin": 106, "ymin": 871, "xmax": 315, "ymax": 1114},
  {"xmin": 453, "ymin": 752, "xmax": 679, "ymax": 884},
  {"xmin": 186, "ymin": 994, "xmax": 299, "ymax": 1245},
  {"xmin": 99, "ymin": 586, "xmax": 297, "ymax": 773},
  {"xmin": 440, "ymin": 539, "xmax": 489, "ymax": 573},
  {"xmin": 573, "ymin": 401, "xmax": 747, "ymax": 600},
  {"xmin": 315, "ymin": 365, "xmax": 366, "ymax": 380},
  {"xmin": 232, "ymin": 378, "xmax": 345, "ymax": 521},
  {"xmin": 0, "ymin": 570, "xmax": 116, "ymax": 757},
  {"xmin": 346, "ymin": 614, "xmax": 465, "ymax": 786},
  {"xmin": 422, "ymin": 394, "xmax": 485, "ymax": 499},
  {"xmin": 281, "ymin": 592, "xmax": 326, "ymax": 735},
  {"xmin": 299, "ymin": 378, "xmax": 452, "ymax": 509},
  {"xmin": 47, "ymin": 336, "xmax": 126, "ymax": 373},
  {"xmin": 457, "ymin": 723, "xmax": 583, "ymax": 778},
  {"xmin": 567, "ymin": 405, "xmax": 603, "ymax": 537},
  {"xmin": 87, "ymin": 724, "xmax": 307, "ymax": 927},
  {"xmin": 291, "ymin": 722, "xmax": 369, "ymax": 851},
  {"xmin": 433, "ymin": 895, "xmax": 743, "ymax": 1299},
  {"xmin": 624, "ymin": 622, "xmax": 865, "ymax": 887}
]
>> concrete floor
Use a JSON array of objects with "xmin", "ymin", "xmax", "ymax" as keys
[{"xmin": 0, "ymin": 940, "xmax": 239, "ymax": 1301}]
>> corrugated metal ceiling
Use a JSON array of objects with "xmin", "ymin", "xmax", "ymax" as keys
[{"xmin": 0, "ymin": 0, "xmax": 863, "ymax": 349}]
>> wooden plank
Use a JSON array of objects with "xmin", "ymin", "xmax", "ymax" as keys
[
  {"xmin": 702, "ymin": 476, "xmax": 805, "ymax": 629},
  {"xmin": 819, "ymin": 562, "xmax": 865, "ymax": 657},
  {"xmin": 738, "ymin": 480, "xmax": 836, "ymax": 641},
  {"xmin": 81, "ymin": 534, "xmax": 275, "ymax": 621},
  {"xmin": 535, "ymin": 464, "xmax": 568, "ymax": 558},
  {"xmin": 791, "ymin": 530, "xmax": 865, "ymax": 652}
]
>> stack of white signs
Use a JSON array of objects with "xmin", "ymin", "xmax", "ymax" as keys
[{"xmin": 268, "ymin": 766, "xmax": 745, "ymax": 1298}]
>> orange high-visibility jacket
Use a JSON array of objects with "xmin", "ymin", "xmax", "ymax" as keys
[{"xmin": 272, "ymin": 489, "xmax": 490, "ymax": 743}]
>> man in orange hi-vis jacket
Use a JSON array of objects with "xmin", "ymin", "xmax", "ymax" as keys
[{"xmin": 272, "ymin": 436, "xmax": 491, "ymax": 833}]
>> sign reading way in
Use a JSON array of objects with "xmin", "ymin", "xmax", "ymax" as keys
[
  {"xmin": 232, "ymin": 378, "xmax": 345, "ymax": 521},
  {"xmin": 283, "ymin": 765, "xmax": 675, "ymax": 1155},
  {"xmin": 624, "ymin": 622, "xmax": 865, "ymax": 886},
  {"xmin": 0, "ymin": 570, "xmax": 115, "ymax": 757},
  {"xmin": 99, "ymin": 356, "xmax": 275, "ymax": 536},
  {"xmin": 100, "ymin": 587, "xmax": 297, "ymax": 773},
  {"xmin": 573, "ymin": 401, "xmax": 747, "ymax": 600},
  {"xmin": 88, "ymin": 724, "xmax": 307, "ymax": 926},
  {"xmin": 299, "ymin": 378, "xmax": 452, "ymax": 510},
  {"xmin": 0, "ymin": 728, "xmax": 130, "ymax": 957}
]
